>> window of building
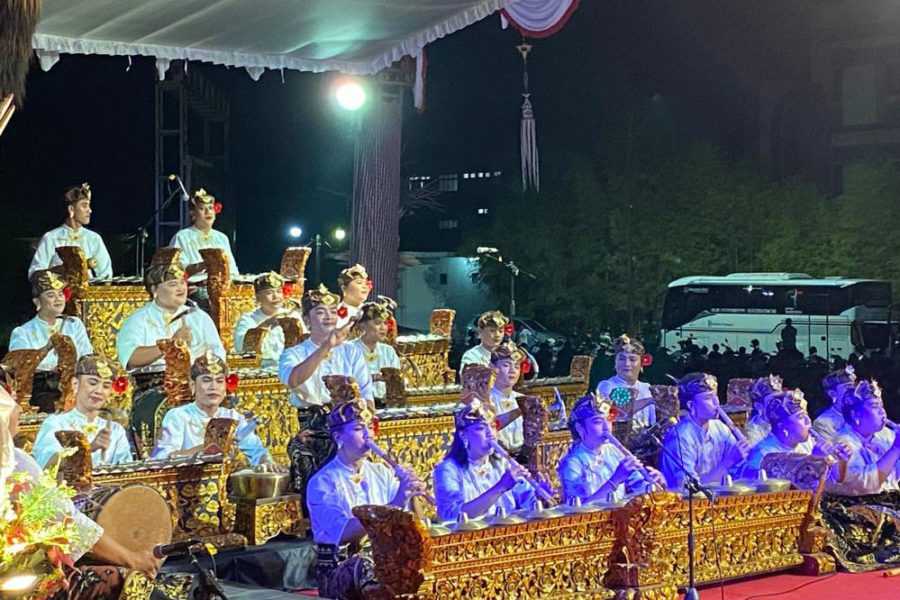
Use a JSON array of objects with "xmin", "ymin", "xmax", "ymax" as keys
[
  {"xmin": 438, "ymin": 174, "xmax": 458, "ymax": 192},
  {"xmin": 438, "ymin": 219, "xmax": 459, "ymax": 230},
  {"xmin": 477, "ymin": 208, "xmax": 489, "ymax": 215}
]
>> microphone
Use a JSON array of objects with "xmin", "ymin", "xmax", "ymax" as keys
[
  {"xmin": 153, "ymin": 539, "xmax": 203, "ymax": 559},
  {"xmin": 168, "ymin": 174, "xmax": 190, "ymax": 203},
  {"xmin": 476, "ymin": 247, "xmax": 499, "ymax": 254}
]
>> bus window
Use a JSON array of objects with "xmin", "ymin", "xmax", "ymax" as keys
[{"xmin": 851, "ymin": 282, "xmax": 891, "ymax": 307}]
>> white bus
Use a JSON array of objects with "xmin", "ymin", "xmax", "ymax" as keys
[{"xmin": 659, "ymin": 273, "xmax": 892, "ymax": 358}]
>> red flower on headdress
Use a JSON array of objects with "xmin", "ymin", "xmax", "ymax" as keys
[
  {"xmin": 63, "ymin": 287, "xmax": 73, "ymax": 302},
  {"xmin": 385, "ymin": 317, "xmax": 397, "ymax": 332},
  {"xmin": 372, "ymin": 417, "xmax": 380, "ymax": 436},
  {"xmin": 520, "ymin": 359, "xmax": 532, "ymax": 375},
  {"xmin": 112, "ymin": 376, "xmax": 129, "ymax": 394},
  {"xmin": 226, "ymin": 373, "xmax": 240, "ymax": 393},
  {"xmin": 642, "ymin": 353, "xmax": 654, "ymax": 367},
  {"xmin": 213, "ymin": 202, "xmax": 223, "ymax": 214},
  {"xmin": 504, "ymin": 323, "xmax": 515, "ymax": 336},
  {"xmin": 608, "ymin": 406, "xmax": 620, "ymax": 423},
  {"xmin": 337, "ymin": 306, "xmax": 348, "ymax": 319},
  {"xmin": 282, "ymin": 282, "xmax": 295, "ymax": 297},
  {"xmin": 494, "ymin": 418, "xmax": 502, "ymax": 431},
  {"xmin": 366, "ymin": 279, "xmax": 374, "ymax": 290}
]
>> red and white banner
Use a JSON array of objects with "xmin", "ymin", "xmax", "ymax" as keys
[{"xmin": 501, "ymin": 0, "xmax": 580, "ymax": 38}]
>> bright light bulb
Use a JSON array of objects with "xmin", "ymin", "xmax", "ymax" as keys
[
  {"xmin": 335, "ymin": 82, "xmax": 366, "ymax": 111},
  {"xmin": 333, "ymin": 227, "xmax": 346, "ymax": 241},
  {"xmin": 289, "ymin": 226, "xmax": 303, "ymax": 239},
  {"xmin": 1, "ymin": 574, "xmax": 38, "ymax": 592}
]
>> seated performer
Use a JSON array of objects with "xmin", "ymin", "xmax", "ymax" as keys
[
  {"xmin": 32, "ymin": 354, "xmax": 133, "ymax": 468},
  {"xmin": 813, "ymin": 366, "xmax": 858, "ymax": 440},
  {"xmin": 232, "ymin": 271, "xmax": 304, "ymax": 368},
  {"xmin": 9, "ymin": 270, "xmax": 93, "ymax": 412},
  {"xmin": 1, "ymin": 384, "xmax": 161, "ymax": 594},
  {"xmin": 170, "ymin": 188, "xmax": 239, "ymax": 280},
  {"xmin": 595, "ymin": 334, "xmax": 655, "ymax": 429},
  {"xmin": 336, "ymin": 264, "xmax": 372, "ymax": 327},
  {"xmin": 737, "ymin": 389, "xmax": 849, "ymax": 479},
  {"xmin": 152, "ymin": 351, "xmax": 278, "ymax": 467},
  {"xmin": 306, "ymin": 387, "xmax": 425, "ymax": 600},
  {"xmin": 281, "ymin": 284, "xmax": 372, "ymax": 495},
  {"xmin": 460, "ymin": 310, "xmax": 508, "ymax": 374},
  {"xmin": 659, "ymin": 373, "xmax": 750, "ymax": 489},
  {"xmin": 116, "ymin": 249, "xmax": 225, "ymax": 370},
  {"xmin": 349, "ymin": 297, "xmax": 400, "ymax": 401},
  {"xmin": 828, "ymin": 380, "xmax": 900, "ymax": 495},
  {"xmin": 559, "ymin": 392, "xmax": 665, "ymax": 504},
  {"xmin": 433, "ymin": 400, "xmax": 537, "ymax": 522},
  {"xmin": 28, "ymin": 183, "xmax": 113, "ymax": 280},
  {"xmin": 488, "ymin": 340, "xmax": 527, "ymax": 453},
  {"xmin": 743, "ymin": 374, "xmax": 784, "ymax": 446}
]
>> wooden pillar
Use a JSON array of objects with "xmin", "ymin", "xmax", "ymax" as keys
[{"xmin": 350, "ymin": 59, "xmax": 414, "ymax": 299}]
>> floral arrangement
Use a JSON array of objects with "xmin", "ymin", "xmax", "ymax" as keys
[{"xmin": 1, "ymin": 464, "xmax": 82, "ymax": 599}]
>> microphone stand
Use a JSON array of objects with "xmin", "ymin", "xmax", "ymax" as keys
[
  {"xmin": 647, "ymin": 431, "xmax": 714, "ymax": 600},
  {"xmin": 479, "ymin": 252, "xmax": 537, "ymax": 317},
  {"xmin": 129, "ymin": 182, "xmax": 184, "ymax": 277},
  {"xmin": 186, "ymin": 545, "xmax": 229, "ymax": 600}
]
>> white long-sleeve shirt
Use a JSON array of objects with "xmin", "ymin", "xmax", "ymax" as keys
[
  {"xmin": 9, "ymin": 315, "xmax": 93, "ymax": 371},
  {"xmin": 29, "ymin": 224, "xmax": 112, "ymax": 280},
  {"xmin": 232, "ymin": 307, "xmax": 304, "ymax": 368},
  {"xmin": 277, "ymin": 338, "xmax": 373, "ymax": 408},
  {"xmin": 170, "ymin": 226, "xmax": 239, "ymax": 282},
  {"xmin": 829, "ymin": 425, "xmax": 900, "ymax": 495},
  {"xmin": 350, "ymin": 339, "xmax": 400, "ymax": 399},
  {"xmin": 32, "ymin": 409, "xmax": 133, "ymax": 468}
]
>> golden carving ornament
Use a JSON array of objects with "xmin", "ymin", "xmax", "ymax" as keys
[{"xmin": 231, "ymin": 494, "xmax": 306, "ymax": 545}]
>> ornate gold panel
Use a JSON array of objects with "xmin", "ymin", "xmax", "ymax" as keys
[
  {"xmin": 230, "ymin": 372, "xmax": 295, "ymax": 465},
  {"xmin": 232, "ymin": 494, "xmax": 307, "ymax": 546},
  {"xmin": 375, "ymin": 415, "xmax": 456, "ymax": 486}
]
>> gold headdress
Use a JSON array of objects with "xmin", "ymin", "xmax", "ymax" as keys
[
  {"xmin": 63, "ymin": 182, "xmax": 91, "ymax": 205},
  {"xmin": 30, "ymin": 269, "xmax": 67, "ymax": 297},
  {"xmin": 476, "ymin": 310, "xmax": 509, "ymax": 330},
  {"xmin": 190, "ymin": 350, "xmax": 229, "ymax": 380},
  {"xmin": 301, "ymin": 283, "xmax": 341, "ymax": 315},
  {"xmin": 570, "ymin": 391, "xmax": 613, "ymax": 424},
  {"xmin": 253, "ymin": 271, "xmax": 285, "ymax": 294},
  {"xmin": 356, "ymin": 296, "xmax": 397, "ymax": 325},
  {"xmin": 677, "ymin": 372, "xmax": 718, "ymax": 408},
  {"xmin": 762, "ymin": 389, "xmax": 807, "ymax": 425},
  {"xmin": 338, "ymin": 264, "xmax": 369, "ymax": 289},
  {"xmin": 75, "ymin": 354, "xmax": 121, "ymax": 380},
  {"xmin": 844, "ymin": 379, "xmax": 883, "ymax": 413},
  {"xmin": 613, "ymin": 334, "xmax": 645, "ymax": 356},
  {"xmin": 749, "ymin": 374, "xmax": 783, "ymax": 405},
  {"xmin": 490, "ymin": 340, "xmax": 525, "ymax": 364},
  {"xmin": 822, "ymin": 366, "xmax": 857, "ymax": 395},
  {"xmin": 144, "ymin": 247, "xmax": 186, "ymax": 291},
  {"xmin": 324, "ymin": 375, "xmax": 373, "ymax": 429},
  {"xmin": 453, "ymin": 398, "xmax": 495, "ymax": 430},
  {"xmin": 190, "ymin": 188, "xmax": 216, "ymax": 209}
]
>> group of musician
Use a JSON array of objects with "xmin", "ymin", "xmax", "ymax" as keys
[{"xmin": 6, "ymin": 182, "xmax": 900, "ymax": 597}]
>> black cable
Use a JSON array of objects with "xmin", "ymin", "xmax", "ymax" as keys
[{"xmin": 743, "ymin": 571, "xmax": 839, "ymax": 600}]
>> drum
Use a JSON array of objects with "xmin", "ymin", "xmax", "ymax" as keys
[{"xmin": 77, "ymin": 485, "xmax": 173, "ymax": 553}]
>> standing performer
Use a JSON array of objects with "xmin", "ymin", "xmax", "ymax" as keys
[
  {"xmin": 595, "ymin": 335, "xmax": 655, "ymax": 429},
  {"xmin": 336, "ymin": 264, "xmax": 372, "ymax": 328},
  {"xmin": 488, "ymin": 340, "xmax": 528, "ymax": 454},
  {"xmin": 558, "ymin": 392, "xmax": 664, "ymax": 505},
  {"xmin": 350, "ymin": 298, "xmax": 401, "ymax": 401},
  {"xmin": 659, "ymin": 373, "xmax": 750, "ymax": 489},
  {"xmin": 232, "ymin": 271, "xmax": 305, "ymax": 368},
  {"xmin": 460, "ymin": 310, "xmax": 508, "ymax": 374},
  {"xmin": 9, "ymin": 270, "xmax": 93, "ymax": 412},
  {"xmin": 306, "ymin": 384, "xmax": 425, "ymax": 600},
  {"xmin": 28, "ymin": 183, "xmax": 113, "ymax": 280},
  {"xmin": 743, "ymin": 374, "xmax": 784, "ymax": 446},
  {"xmin": 281, "ymin": 285, "xmax": 372, "ymax": 496},
  {"xmin": 433, "ymin": 400, "xmax": 537, "ymax": 522},
  {"xmin": 116, "ymin": 249, "xmax": 225, "ymax": 370},
  {"xmin": 813, "ymin": 366, "xmax": 858, "ymax": 440},
  {"xmin": 32, "ymin": 354, "xmax": 133, "ymax": 468},
  {"xmin": 170, "ymin": 188, "xmax": 239, "ymax": 281}
]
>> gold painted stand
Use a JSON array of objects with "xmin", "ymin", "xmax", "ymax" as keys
[{"xmin": 231, "ymin": 493, "xmax": 307, "ymax": 546}]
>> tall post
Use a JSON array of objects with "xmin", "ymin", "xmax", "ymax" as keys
[
  {"xmin": 314, "ymin": 234, "xmax": 322, "ymax": 286},
  {"xmin": 350, "ymin": 59, "xmax": 414, "ymax": 299}
]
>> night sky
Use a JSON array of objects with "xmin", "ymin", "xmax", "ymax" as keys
[{"xmin": 0, "ymin": 1, "xmax": 814, "ymax": 333}]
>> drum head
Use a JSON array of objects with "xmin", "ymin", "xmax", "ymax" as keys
[{"xmin": 94, "ymin": 485, "xmax": 173, "ymax": 553}]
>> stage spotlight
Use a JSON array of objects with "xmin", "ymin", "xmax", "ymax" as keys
[{"xmin": 335, "ymin": 81, "xmax": 366, "ymax": 111}]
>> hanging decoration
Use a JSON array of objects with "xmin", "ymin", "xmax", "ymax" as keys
[
  {"xmin": 501, "ymin": 0, "xmax": 581, "ymax": 38},
  {"xmin": 517, "ymin": 41, "xmax": 539, "ymax": 192}
]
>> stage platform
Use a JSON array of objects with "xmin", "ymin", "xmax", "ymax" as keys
[
  {"xmin": 691, "ymin": 570, "xmax": 899, "ymax": 599},
  {"xmin": 220, "ymin": 582, "xmax": 315, "ymax": 599}
]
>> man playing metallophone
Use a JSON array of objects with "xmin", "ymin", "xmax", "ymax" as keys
[
  {"xmin": 280, "ymin": 284, "xmax": 372, "ymax": 497},
  {"xmin": 152, "ymin": 351, "xmax": 281, "ymax": 468},
  {"xmin": 116, "ymin": 248, "xmax": 225, "ymax": 370},
  {"xmin": 32, "ymin": 354, "xmax": 133, "ymax": 468},
  {"xmin": 232, "ymin": 271, "xmax": 305, "ymax": 368},
  {"xmin": 558, "ymin": 392, "xmax": 664, "ymax": 505}
]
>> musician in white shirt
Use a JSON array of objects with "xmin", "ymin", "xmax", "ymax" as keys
[
  {"xmin": 349, "ymin": 297, "xmax": 401, "ymax": 400},
  {"xmin": 595, "ymin": 334, "xmax": 655, "ymax": 429},
  {"xmin": 116, "ymin": 248, "xmax": 225, "ymax": 370},
  {"xmin": 28, "ymin": 183, "xmax": 112, "ymax": 280},
  {"xmin": 170, "ymin": 188, "xmax": 239, "ymax": 282},
  {"xmin": 460, "ymin": 310, "xmax": 509, "ymax": 375},
  {"xmin": 232, "ymin": 271, "xmax": 304, "ymax": 368}
]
